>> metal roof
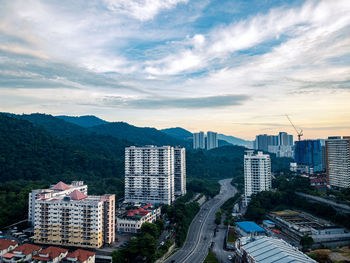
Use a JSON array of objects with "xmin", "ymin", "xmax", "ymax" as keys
[
  {"xmin": 236, "ymin": 221, "xmax": 266, "ymax": 233},
  {"xmin": 241, "ymin": 237, "xmax": 316, "ymax": 263}
]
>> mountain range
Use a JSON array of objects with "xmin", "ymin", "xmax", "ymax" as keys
[
  {"xmin": 53, "ymin": 115, "xmax": 254, "ymax": 148},
  {"xmin": 0, "ymin": 112, "xmax": 290, "ymax": 228}
]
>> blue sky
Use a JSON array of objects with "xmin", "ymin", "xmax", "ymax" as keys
[{"xmin": 0, "ymin": 0, "xmax": 350, "ymax": 139}]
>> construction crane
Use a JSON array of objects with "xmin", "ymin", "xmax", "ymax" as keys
[{"xmin": 285, "ymin": 115, "xmax": 303, "ymax": 141}]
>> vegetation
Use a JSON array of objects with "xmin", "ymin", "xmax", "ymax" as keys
[
  {"xmin": 300, "ymin": 235, "xmax": 314, "ymax": 251},
  {"xmin": 203, "ymin": 252, "xmax": 220, "ymax": 263},
  {"xmin": 221, "ymin": 192, "xmax": 241, "ymax": 226},
  {"xmin": 111, "ymin": 221, "xmax": 165, "ymax": 263},
  {"xmin": 187, "ymin": 178, "xmax": 220, "ymax": 197},
  {"xmin": 162, "ymin": 197, "xmax": 200, "ymax": 247},
  {"xmin": 215, "ymin": 210, "xmax": 222, "ymax": 225}
]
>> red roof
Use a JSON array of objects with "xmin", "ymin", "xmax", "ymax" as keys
[
  {"xmin": 32, "ymin": 246, "xmax": 68, "ymax": 261},
  {"xmin": 51, "ymin": 181, "xmax": 71, "ymax": 191},
  {"xmin": 0, "ymin": 239, "xmax": 18, "ymax": 250},
  {"xmin": 12, "ymin": 244, "xmax": 42, "ymax": 255},
  {"xmin": 143, "ymin": 203, "xmax": 152, "ymax": 209},
  {"xmin": 64, "ymin": 249, "xmax": 95, "ymax": 263},
  {"xmin": 69, "ymin": 190, "xmax": 87, "ymax": 200},
  {"xmin": 2, "ymin": 252, "xmax": 15, "ymax": 259}
]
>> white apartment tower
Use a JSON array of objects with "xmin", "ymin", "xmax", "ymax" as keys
[
  {"xmin": 244, "ymin": 151, "xmax": 272, "ymax": 206},
  {"xmin": 125, "ymin": 146, "xmax": 175, "ymax": 205},
  {"xmin": 174, "ymin": 147, "xmax": 186, "ymax": 197},
  {"xmin": 207, "ymin": 131, "xmax": 218, "ymax": 150},
  {"xmin": 326, "ymin": 136, "xmax": 350, "ymax": 189},
  {"xmin": 193, "ymin": 132, "xmax": 205, "ymax": 149}
]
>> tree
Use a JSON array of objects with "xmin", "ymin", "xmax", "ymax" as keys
[
  {"xmin": 140, "ymin": 222, "xmax": 159, "ymax": 238},
  {"xmin": 300, "ymin": 235, "xmax": 314, "ymax": 251}
]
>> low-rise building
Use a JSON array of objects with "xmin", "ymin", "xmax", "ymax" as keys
[
  {"xmin": 0, "ymin": 240, "xmax": 18, "ymax": 256},
  {"xmin": 32, "ymin": 246, "xmax": 68, "ymax": 263},
  {"xmin": 1, "ymin": 243, "xmax": 42, "ymax": 263},
  {"xmin": 235, "ymin": 221, "xmax": 266, "ymax": 237},
  {"xmin": 116, "ymin": 204, "xmax": 161, "ymax": 233},
  {"xmin": 234, "ymin": 236, "xmax": 316, "ymax": 263},
  {"xmin": 62, "ymin": 249, "xmax": 95, "ymax": 263},
  {"xmin": 262, "ymin": 220, "xmax": 275, "ymax": 229},
  {"xmin": 269, "ymin": 210, "xmax": 350, "ymax": 247}
]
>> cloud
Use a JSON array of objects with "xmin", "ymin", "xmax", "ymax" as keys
[
  {"xmin": 101, "ymin": 94, "xmax": 250, "ymax": 109},
  {"xmin": 103, "ymin": 0, "xmax": 189, "ymax": 21},
  {"xmin": 144, "ymin": 0, "xmax": 350, "ymax": 76}
]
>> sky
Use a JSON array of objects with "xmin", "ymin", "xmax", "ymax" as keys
[{"xmin": 0, "ymin": 0, "xmax": 350, "ymax": 140}]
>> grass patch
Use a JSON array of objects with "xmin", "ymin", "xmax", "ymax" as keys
[{"xmin": 204, "ymin": 251, "xmax": 220, "ymax": 263}]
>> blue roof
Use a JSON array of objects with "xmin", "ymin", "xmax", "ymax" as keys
[
  {"xmin": 236, "ymin": 221, "xmax": 266, "ymax": 233},
  {"xmin": 263, "ymin": 219, "xmax": 275, "ymax": 224}
]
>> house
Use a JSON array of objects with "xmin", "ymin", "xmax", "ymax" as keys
[
  {"xmin": 0, "ymin": 240, "xmax": 18, "ymax": 256},
  {"xmin": 62, "ymin": 249, "xmax": 95, "ymax": 263},
  {"xmin": 1, "ymin": 243, "xmax": 42, "ymax": 262},
  {"xmin": 32, "ymin": 246, "xmax": 68, "ymax": 263}
]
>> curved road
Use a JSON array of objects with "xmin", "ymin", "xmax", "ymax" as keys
[{"xmin": 164, "ymin": 178, "xmax": 236, "ymax": 263}]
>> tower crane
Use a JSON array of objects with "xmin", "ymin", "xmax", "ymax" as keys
[{"xmin": 285, "ymin": 115, "xmax": 303, "ymax": 141}]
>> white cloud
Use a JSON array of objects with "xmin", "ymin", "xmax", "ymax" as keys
[
  {"xmin": 104, "ymin": 0, "xmax": 188, "ymax": 21},
  {"xmin": 144, "ymin": 0, "xmax": 350, "ymax": 76}
]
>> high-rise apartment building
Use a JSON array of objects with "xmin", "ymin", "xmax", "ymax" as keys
[
  {"xmin": 30, "ymin": 181, "xmax": 115, "ymax": 248},
  {"xmin": 294, "ymin": 140, "xmax": 323, "ymax": 173},
  {"xmin": 207, "ymin": 131, "xmax": 218, "ymax": 150},
  {"xmin": 193, "ymin": 132, "xmax": 205, "ymax": 149},
  {"xmin": 326, "ymin": 136, "xmax": 350, "ymax": 189},
  {"xmin": 174, "ymin": 147, "xmax": 186, "ymax": 197},
  {"xmin": 125, "ymin": 146, "xmax": 175, "ymax": 205},
  {"xmin": 244, "ymin": 151, "xmax": 271, "ymax": 206}
]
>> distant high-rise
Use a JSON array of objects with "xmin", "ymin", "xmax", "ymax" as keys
[
  {"xmin": 255, "ymin": 132, "xmax": 293, "ymax": 157},
  {"xmin": 193, "ymin": 132, "xmax": 205, "ymax": 149},
  {"xmin": 174, "ymin": 147, "xmax": 186, "ymax": 197},
  {"xmin": 207, "ymin": 131, "xmax": 218, "ymax": 150},
  {"xmin": 326, "ymin": 137, "xmax": 350, "ymax": 189},
  {"xmin": 255, "ymin": 134, "xmax": 269, "ymax": 152},
  {"xmin": 125, "ymin": 146, "xmax": 175, "ymax": 205},
  {"xmin": 244, "ymin": 151, "xmax": 272, "ymax": 205},
  {"xmin": 294, "ymin": 140, "xmax": 323, "ymax": 173}
]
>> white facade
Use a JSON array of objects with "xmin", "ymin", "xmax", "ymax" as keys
[
  {"xmin": 207, "ymin": 131, "xmax": 218, "ymax": 150},
  {"xmin": 125, "ymin": 146, "xmax": 175, "ymax": 205},
  {"xmin": 28, "ymin": 181, "xmax": 87, "ymax": 225},
  {"xmin": 193, "ymin": 132, "xmax": 205, "ymax": 149},
  {"xmin": 244, "ymin": 151, "xmax": 271, "ymax": 205},
  {"xmin": 326, "ymin": 136, "xmax": 350, "ymax": 189},
  {"xmin": 174, "ymin": 147, "xmax": 186, "ymax": 197},
  {"xmin": 116, "ymin": 207, "xmax": 161, "ymax": 233}
]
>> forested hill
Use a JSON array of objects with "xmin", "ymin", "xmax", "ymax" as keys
[
  {"xmin": 0, "ymin": 113, "xmax": 125, "ymax": 182},
  {"xmin": 56, "ymin": 115, "xmax": 108, "ymax": 127},
  {"xmin": 89, "ymin": 122, "xmax": 190, "ymax": 147}
]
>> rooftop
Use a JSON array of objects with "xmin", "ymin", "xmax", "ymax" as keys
[
  {"xmin": 32, "ymin": 246, "xmax": 68, "ymax": 261},
  {"xmin": 241, "ymin": 237, "xmax": 316, "ymax": 263},
  {"xmin": 0, "ymin": 239, "xmax": 18, "ymax": 250},
  {"xmin": 12, "ymin": 243, "xmax": 42, "ymax": 255},
  {"xmin": 64, "ymin": 249, "xmax": 95, "ymax": 262},
  {"xmin": 51, "ymin": 181, "xmax": 71, "ymax": 191},
  {"xmin": 236, "ymin": 221, "xmax": 266, "ymax": 233}
]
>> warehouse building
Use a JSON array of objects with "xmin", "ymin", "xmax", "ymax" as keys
[
  {"xmin": 234, "ymin": 236, "xmax": 316, "ymax": 263},
  {"xmin": 235, "ymin": 221, "xmax": 266, "ymax": 237}
]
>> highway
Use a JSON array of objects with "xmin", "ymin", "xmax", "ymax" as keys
[{"xmin": 164, "ymin": 178, "xmax": 236, "ymax": 263}]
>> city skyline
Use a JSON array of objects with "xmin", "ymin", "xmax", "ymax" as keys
[{"xmin": 0, "ymin": 0, "xmax": 350, "ymax": 140}]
